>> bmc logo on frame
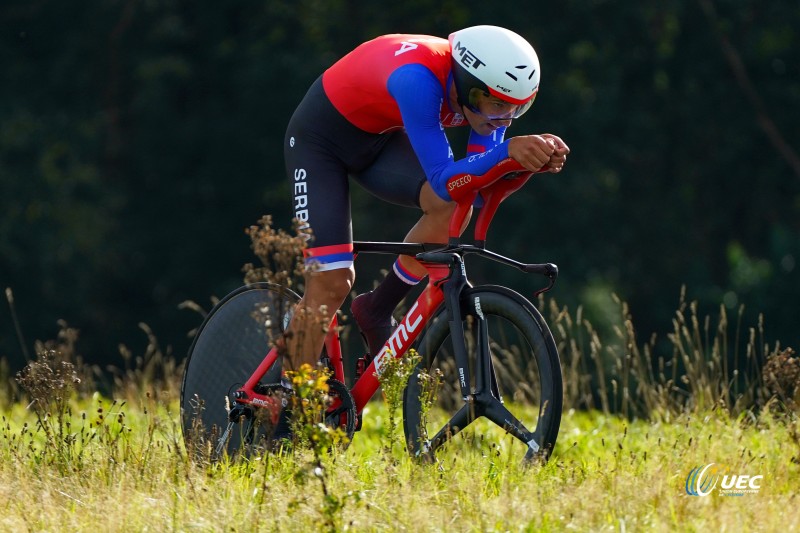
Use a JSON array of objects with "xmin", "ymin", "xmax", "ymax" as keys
[{"xmin": 685, "ymin": 463, "xmax": 763, "ymax": 497}]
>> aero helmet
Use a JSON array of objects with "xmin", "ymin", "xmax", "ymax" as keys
[{"xmin": 448, "ymin": 25, "xmax": 540, "ymax": 118}]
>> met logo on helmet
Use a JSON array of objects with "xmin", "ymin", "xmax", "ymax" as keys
[{"xmin": 452, "ymin": 40, "xmax": 485, "ymax": 70}]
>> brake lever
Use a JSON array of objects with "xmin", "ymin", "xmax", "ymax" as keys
[
  {"xmin": 533, "ymin": 275, "xmax": 557, "ymax": 298},
  {"xmin": 525, "ymin": 263, "xmax": 558, "ymax": 298}
]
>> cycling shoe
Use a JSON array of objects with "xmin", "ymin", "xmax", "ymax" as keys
[{"xmin": 350, "ymin": 292, "xmax": 397, "ymax": 358}]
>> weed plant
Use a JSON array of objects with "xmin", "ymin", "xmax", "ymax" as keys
[{"xmin": 375, "ymin": 349, "xmax": 421, "ymax": 456}]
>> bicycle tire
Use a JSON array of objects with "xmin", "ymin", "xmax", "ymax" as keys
[
  {"xmin": 402, "ymin": 285, "xmax": 562, "ymax": 464},
  {"xmin": 180, "ymin": 282, "xmax": 298, "ymax": 456}
]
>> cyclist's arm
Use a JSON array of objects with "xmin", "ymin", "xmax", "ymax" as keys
[
  {"xmin": 467, "ymin": 128, "xmax": 506, "ymax": 156},
  {"xmin": 465, "ymin": 129, "xmax": 507, "ymax": 206},
  {"xmin": 387, "ymin": 64, "xmax": 512, "ymax": 201}
]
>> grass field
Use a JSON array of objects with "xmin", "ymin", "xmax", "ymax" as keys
[
  {"xmin": 1, "ymin": 363, "xmax": 798, "ymax": 532},
  {"xmin": 2, "ymin": 263, "xmax": 798, "ymax": 531}
]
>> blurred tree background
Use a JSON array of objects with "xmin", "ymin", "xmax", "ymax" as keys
[{"xmin": 1, "ymin": 0, "xmax": 798, "ymax": 374}]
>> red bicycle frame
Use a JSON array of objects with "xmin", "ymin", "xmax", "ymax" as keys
[
  {"xmin": 231, "ymin": 159, "xmax": 542, "ymax": 423},
  {"xmin": 233, "ymin": 255, "xmax": 450, "ymax": 419}
]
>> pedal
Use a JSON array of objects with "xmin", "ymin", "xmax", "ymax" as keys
[
  {"xmin": 319, "ymin": 354, "xmax": 334, "ymax": 374},
  {"xmin": 355, "ymin": 355, "xmax": 369, "ymax": 380},
  {"xmin": 352, "ymin": 355, "xmax": 370, "ymax": 433},
  {"xmin": 227, "ymin": 404, "xmax": 253, "ymax": 423}
]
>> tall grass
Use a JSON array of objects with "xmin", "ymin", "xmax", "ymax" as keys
[
  {"xmin": 1, "ymin": 295, "xmax": 798, "ymax": 530},
  {"xmin": 548, "ymin": 286, "xmax": 791, "ymax": 419},
  {"xmin": 1, "ymin": 365, "xmax": 798, "ymax": 531},
  {"xmin": 1, "ymin": 215, "xmax": 798, "ymax": 530}
]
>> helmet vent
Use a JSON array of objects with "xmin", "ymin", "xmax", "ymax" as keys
[
  {"xmin": 506, "ymin": 65, "xmax": 533, "ymax": 82},
  {"xmin": 506, "ymin": 65, "xmax": 536, "ymax": 81}
]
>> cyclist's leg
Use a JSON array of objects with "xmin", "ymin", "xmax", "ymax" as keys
[
  {"xmin": 284, "ymin": 78, "xmax": 358, "ymax": 368},
  {"xmin": 350, "ymin": 132, "xmax": 461, "ymax": 353},
  {"xmin": 347, "ymin": 184, "xmax": 465, "ymax": 356},
  {"xmin": 283, "ymin": 75, "xmax": 395, "ymax": 367},
  {"xmin": 287, "ymin": 268, "xmax": 354, "ymax": 368},
  {"xmin": 398, "ymin": 182, "xmax": 469, "ymax": 278},
  {"xmin": 353, "ymin": 131, "xmax": 468, "ymax": 280}
]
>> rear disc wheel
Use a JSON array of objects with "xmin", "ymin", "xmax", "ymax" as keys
[{"xmin": 180, "ymin": 283, "xmax": 298, "ymax": 457}]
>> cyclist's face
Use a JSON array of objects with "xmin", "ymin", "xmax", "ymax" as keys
[
  {"xmin": 463, "ymin": 91, "xmax": 515, "ymax": 135},
  {"xmin": 467, "ymin": 90, "xmax": 520, "ymax": 121}
]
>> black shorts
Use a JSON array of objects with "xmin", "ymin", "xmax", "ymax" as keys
[{"xmin": 284, "ymin": 76, "xmax": 426, "ymax": 271}]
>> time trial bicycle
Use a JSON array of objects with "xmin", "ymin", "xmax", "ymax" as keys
[{"xmin": 180, "ymin": 158, "xmax": 563, "ymax": 464}]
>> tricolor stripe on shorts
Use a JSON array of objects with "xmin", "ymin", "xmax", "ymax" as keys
[{"xmin": 303, "ymin": 243, "xmax": 354, "ymax": 271}]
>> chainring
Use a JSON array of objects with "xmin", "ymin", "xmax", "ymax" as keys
[{"xmin": 324, "ymin": 378, "xmax": 357, "ymax": 447}]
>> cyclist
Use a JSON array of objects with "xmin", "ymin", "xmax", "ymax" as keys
[{"xmin": 283, "ymin": 25, "xmax": 569, "ymax": 372}]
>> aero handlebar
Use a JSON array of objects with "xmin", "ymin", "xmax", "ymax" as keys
[
  {"xmin": 355, "ymin": 158, "xmax": 557, "ymax": 290},
  {"xmin": 445, "ymin": 158, "xmax": 546, "ymax": 245}
]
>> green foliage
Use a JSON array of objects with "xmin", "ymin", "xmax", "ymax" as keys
[
  {"xmin": 2, "ymin": 296, "xmax": 799, "ymax": 529},
  {"xmin": 413, "ymin": 365, "xmax": 445, "ymax": 454},
  {"xmin": 283, "ymin": 363, "xmax": 352, "ymax": 532},
  {"xmin": 284, "ymin": 364, "xmax": 350, "ymax": 453},
  {"xmin": 2, "ymin": 392, "xmax": 799, "ymax": 531},
  {"xmin": 547, "ymin": 286, "xmax": 783, "ymax": 420},
  {"xmin": 376, "ymin": 349, "xmax": 421, "ymax": 455}
]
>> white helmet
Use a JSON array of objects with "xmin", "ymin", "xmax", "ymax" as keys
[{"xmin": 448, "ymin": 25, "xmax": 540, "ymax": 118}]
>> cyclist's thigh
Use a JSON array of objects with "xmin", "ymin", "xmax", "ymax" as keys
[
  {"xmin": 284, "ymin": 77, "xmax": 358, "ymax": 260},
  {"xmin": 284, "ymin": 77, "xmax": 422, "ymax": 262},
  {"xmin": 352, "ymin": 131, "xmax": 426, "ymax": 209}
]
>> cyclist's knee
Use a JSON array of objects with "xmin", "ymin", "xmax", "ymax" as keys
[
  {"xmin": 418, "ymin": 183, "xmax": 472, "ymax": 234},
  {"xmin": 419, "ymin": 183, "xmax": 456, "ymax": 220},
  {"xmin": 305, "ymin": 266, "xmax": 355, "ymax": 307}
]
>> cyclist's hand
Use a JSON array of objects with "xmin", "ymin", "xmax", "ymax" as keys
[
  {"xmin": 507, "ymin": 135, "xmax": 557, "ymax": 172},
  {"xmin": 541, "ymin": 133, "xmax": 570, "ymax": 174}
]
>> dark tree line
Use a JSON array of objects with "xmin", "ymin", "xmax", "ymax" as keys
[{"xmin": 1, "ymin": 0, "xmax": 798, "ymax": 372}]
